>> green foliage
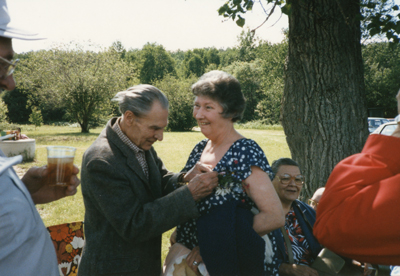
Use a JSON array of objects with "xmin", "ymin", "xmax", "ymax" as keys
[
  {"xmin": 219, "ymin": 47, "xmax": 239, "ymax": 67},
  {"xmin": 235, "ymin": 120, "xmax": 283, "ymax": 130},
  {"xmin": 361, "ymin": 0, "xmax": 400, "ymax": 43},
  {"xmin": 225, "ymin": 59, "xmax": 264, "ymax": 121},
  {"xmin": 139, "ymin": 43, "xmax": 176, "ymax": 84},
  {"xmin": 154, "ymin": 75, "xmax": 197, "ymax": 131},
  {"xmin": 222, "ymin": 39, "xmax": 287, "ymax": 124},
  {"xmin": 110, "ymin": 40, "xmax": 127, "ymax": 59},
  {"xmin": 206, "ymin": 48, "xmax": 221, "ymax": 67},
  {"xmin": 29, "ymin": 106, "xmax": 43, "ymax": 129},
  {"xmin": 1, "ymin": 88, "xmax": 30, "ymax": 123},
  {"xmin": 237, "ymin": 29, "xmax": 258, "ymax": 62},
  {"xmin": 0, "ymin": 97, "xmax": 9, "ymax": 123},
  {"xmin": 17, "ymin": 43, "xmax": 130, "ymax": 133},
  {"xmin": 219, "ymin": 0, "xmax": 400, "ymax": 44},
  {"xmin": 183, "ymin": 50, "xmax": 206, "ymax": 78},
  {"xmin": 362, "ymin": 42, "xmax": 400, "ymax": 117}
]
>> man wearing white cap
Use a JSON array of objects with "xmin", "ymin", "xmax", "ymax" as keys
[{"xmin": 0, "ymin": 0, "xmax": 80, "ymax": 274}]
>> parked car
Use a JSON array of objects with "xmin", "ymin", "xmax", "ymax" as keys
[
  {"xmin": 368, "ymin": 117, "xmax": 390, "ymax": 133},
  {"xmin": 371, "ymin": 121, "xmax": 397, "ymax": 136}
]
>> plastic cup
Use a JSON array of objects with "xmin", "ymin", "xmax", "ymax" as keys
[{"xmin": 47, "ymin": 146, "xmax": 76, "ymax": 186}]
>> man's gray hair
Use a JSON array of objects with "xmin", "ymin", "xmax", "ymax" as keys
[{"xmin": 112, "ymin": 84, "xmax": 169, "ymax": 117}]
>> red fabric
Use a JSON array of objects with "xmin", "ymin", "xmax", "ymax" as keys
[{"xmin": 313, "ymin": 134, "xmax": 400, "ymax": 265}]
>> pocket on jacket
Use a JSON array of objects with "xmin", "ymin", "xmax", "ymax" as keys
[{"xmin": 98, "ymin": 257, "xmax": 140, "ymax": 274}]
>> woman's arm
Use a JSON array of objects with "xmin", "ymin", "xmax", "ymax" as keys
[{"xmin": 243, "ymin": 166, "xmax": 285, "ymax": 236}]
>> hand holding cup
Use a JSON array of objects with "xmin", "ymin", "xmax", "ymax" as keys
[{"xmin": 47, "ymin": 146, "xmax": 76, "ymax": 186}]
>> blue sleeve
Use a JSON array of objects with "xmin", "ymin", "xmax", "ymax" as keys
[{"xmin": 227, "ymin": 139, "xmax": 272, "ymax": 181}]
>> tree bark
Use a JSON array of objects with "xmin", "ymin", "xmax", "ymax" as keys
[{"xmin": 282, "ymin": 0, "xmax": 369, "ymax": 200}]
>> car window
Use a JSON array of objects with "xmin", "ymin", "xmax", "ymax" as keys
[
  {"xmin": 381, "ymin": 125, "xmax": 397, "ymax": 136},
  {"xmin": 368, "ymin": 120, "xmax": 376, "ymax": 127}
]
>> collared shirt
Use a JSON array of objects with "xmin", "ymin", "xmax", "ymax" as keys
[
  {"xmin": 0, "ymin": 151, "xmax": 59, "ymax": 275},
  {"xmin": 112, "ymin": 117, "xmax": 149, "ymax": 179}
]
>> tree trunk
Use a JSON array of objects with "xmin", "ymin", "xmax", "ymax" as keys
[
  {"xmin": 282, "ymin": 0, "xmax": 369, "ymax": 200},
  {"xmin": 80, "ymin": 121, "xmax": 89, "ymax": 133}
]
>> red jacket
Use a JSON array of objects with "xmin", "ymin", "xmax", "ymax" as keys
[{"xmin": 313, "ymin": 134, "xmax": 400, "ymax": 265}]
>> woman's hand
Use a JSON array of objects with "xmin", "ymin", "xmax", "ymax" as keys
[
  {"xmin": 186, "ymin": 246, "xmax": 203, "ymax": 276},
  {"xmin": 183, "ymin": 162, "xmax": 213, "ymax": 182},
  {"xmin": 169, "ymin": 228, "xmax": 177, "ymax": 246}
]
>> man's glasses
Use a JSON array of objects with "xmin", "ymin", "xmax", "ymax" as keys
[
  {"xmin": 0, "ymin": 56, "xmax": 19, "ymax": 80},
  {"xmin": 277, "ymin": 173, "xmax": 305, "ymax": 187}
]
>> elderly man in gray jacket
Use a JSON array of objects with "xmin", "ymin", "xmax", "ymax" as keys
[{"xmin": 79, "ymin": 84, "xmax": 218, "ymax": 276}]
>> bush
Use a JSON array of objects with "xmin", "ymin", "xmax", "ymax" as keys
[
  {"xmin": 0, "ymin": 97, "xmax": 9, "ymax": 123},
  {"xmin": 29, "ymin": 106, "xmax": 43, "ymax": 129},
  {"xmin": 155, "ymin": 75, "xmax": 197, "ymax": 131},
  {"xmin": 235, "ymin": 120, "xmax": 283, "ymax": 130}
]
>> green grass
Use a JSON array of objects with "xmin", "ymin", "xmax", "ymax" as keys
[{"xmin": 16, "ymin": 124, "xmax": 290, "ymax": 263}]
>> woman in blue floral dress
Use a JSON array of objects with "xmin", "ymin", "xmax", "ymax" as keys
[{"xmin": 163, "ymin": 71, "xmax": 284, "ymax": 276}]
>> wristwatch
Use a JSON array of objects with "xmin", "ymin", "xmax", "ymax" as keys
[{"xmin": 396, "ymin": 114, "xmax": 400, "ymax": 124}]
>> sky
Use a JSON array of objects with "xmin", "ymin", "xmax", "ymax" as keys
[{"xmin": 7, "ymin": 0, "xmax": 289, "ymax": 54}]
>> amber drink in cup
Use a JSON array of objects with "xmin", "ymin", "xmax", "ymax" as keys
[{"xmin": 47, "ymin": 146, "xmax": 76, "ymax": 186}]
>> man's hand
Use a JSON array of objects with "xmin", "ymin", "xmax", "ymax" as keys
[
  {"xmin": 186, "ymin": 246, "xmax": 203, "ymax": 276},
  {"xmin": 187, "ymin": 171, "xmax": 218, "ymax": 201},
  {"xmin": 279, "ymin": 263, "xmax": 319, "ymax": 276},
  {"xmin": 22, "ymin": 165, "xmax": 80, "ymax": 205},
  {"xmin": 183, "ymin": 162, "xmax": 213, "ymax": 182}
]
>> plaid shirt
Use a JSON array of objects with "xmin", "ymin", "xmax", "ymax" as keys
[{"xmin": 112, "ymin": 118, "xmax": 149, "ymax": 179}]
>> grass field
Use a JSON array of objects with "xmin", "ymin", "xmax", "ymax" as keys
[{"xmin": 14, "ymin": 123, "xmax": 290, "ymax": 263}]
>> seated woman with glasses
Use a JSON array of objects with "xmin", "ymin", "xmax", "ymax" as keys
[{"xmin": 266, "ymin": 158, "xmax": 323, "ymax": 276}]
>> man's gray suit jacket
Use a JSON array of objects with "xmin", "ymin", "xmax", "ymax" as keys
[{"xmin": 78, "ymin": 118, "xmax": 199, "ymax": 276}]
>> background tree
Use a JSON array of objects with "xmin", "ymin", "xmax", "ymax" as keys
[
  {"xmin": 139, "ymin": 43, "xmax": 176, "ymax": 84},
  {"xmin": 237, "ymin": 29, "xmax": 258, "ymax": 62},
  {"xmin": 183, "ymin": 50, "xmax": 206, "ymax": 77},
  {"xmin": 17, "ymin": 44, "xmax": 130, "ymax": 133},
  {"xmin": 218, "ymin": 0, "xmax": 400, "ymax": 199},
  {"xmin": 2, "ymin": 88, "xmax": 30, "ymax": 123},
  {"xmin": 154, "ymin": 75, "xmax": 198, "ymax": 131},
  {"xmin": 0, "ymin": 97, "xmax": 9, "ymax": 123},
  {"xmin": 363, "ymin": 42, "xmax": 400, "ymax": 117},
  {"xmin": 29, "ymin": 106, "xmax": 43, "ymax": 130},
  {"xmin": 205, "ymin": 48, "xmax": 221, "ymax": 67},
  {"xmin": 225, "ymin": 59, "xmax": 264, "ymax": 121}
]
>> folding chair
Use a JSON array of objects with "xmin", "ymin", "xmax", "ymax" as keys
[{"xmin": 46, "ymin": 221, "xmax": 85, "ymax": 276}]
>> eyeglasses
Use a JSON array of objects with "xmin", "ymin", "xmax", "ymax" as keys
[
  {"xmin": 277, "ymin": 173, "xmax": 305, "ymax": 187},
  {"xmin": 308, "ymin": 199, "xmax": 318, "ymax": 208},
  {"xmin": 0, "ymin": 56, "xmax": 19, "ymax": 80}
]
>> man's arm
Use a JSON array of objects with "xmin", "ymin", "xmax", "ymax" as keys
[
  {"xmin": 314, "ymin": 133, "xmax": 400, "ymax": 265},
  {"xmin": 84, "ymin": 157, "xmax": 217, "ymax": 244}
]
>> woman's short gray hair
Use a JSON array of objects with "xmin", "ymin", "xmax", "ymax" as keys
[
  {"xmin": 191, "ymin": 70, "xmax": 245, "ymax": 122},
  {"xmin": 270, "ymin": 158, "xmax": 301, "ymax": 179},
  {"xmin": 112, "ymin": 84, "xmax": 169, "ymax": 117}
]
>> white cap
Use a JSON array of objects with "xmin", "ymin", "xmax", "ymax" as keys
[{"xmin": 0, "ymin": 0, "xmax": 45, "ymax": 40}]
